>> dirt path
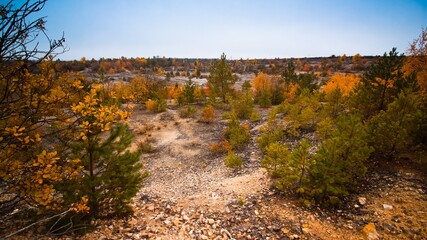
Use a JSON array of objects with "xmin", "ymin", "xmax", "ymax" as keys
[
  {"xmin": 128, "ymin": 107, "xmax": 269, "ymax": 210},
  {"xmin": 78, "ymin": 106, "xmax": 426, "ymax": 240}
]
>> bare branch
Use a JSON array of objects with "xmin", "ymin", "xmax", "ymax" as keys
[{"xmin": 1, "ymin": 209, "xmax": 71, "ymax": 239}]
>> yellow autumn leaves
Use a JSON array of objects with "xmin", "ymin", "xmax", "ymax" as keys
[
  {"xmin": 322, "ymin": 73, "xmax": 360, "ymax": 96},
  {"xmin": 0, "ymin": 59, "xmax": 135, "ymax": 214},
  {"xmin": 72, "ymin": 85, "xmax": 130, "ymax": 141}
]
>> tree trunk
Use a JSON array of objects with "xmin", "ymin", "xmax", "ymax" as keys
[{"xmin": 88, "ymin": 140, "xmax": 99, "ymax": 218}]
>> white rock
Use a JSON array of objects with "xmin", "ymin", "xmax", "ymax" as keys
[
  {"xmin": 200, "ymin": 234, "xmax": 208, "ymax": 240},
  {"xmin": 383, "ymin": 204, "xmax": 393, "ymax": 210},
  {"xmin": 207, "ymin": 218, "xmax": 215, "ymax": 225},
  {"xmin": 358, "ymin": 197, "xmax": 367, "ymax": 205}
]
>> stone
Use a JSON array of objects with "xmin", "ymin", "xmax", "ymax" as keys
[
  {"xmin": 302, "ymin": 227, "xmax": 310, "ymax": 234},
  {"xmin": 358, "ymin": 197, "xmax": 367, "ymax": 206},
  {"xmin": 363, "ymin": 223, "xmax": 379, "ymax": 240},
  {"xmin": 207, "ymin": 218, "xmax": 215, "ymax": 225},
  {"xmin": 290, "ymin": 234, "xmax": 300, "ymax": 239},
  {"xmin": 383, "ymin": 222, "xmax": 396, "ymax": 232},
  {"xmin": 383, "ymin": 204, "xmax": 393, "ymax": 210}
]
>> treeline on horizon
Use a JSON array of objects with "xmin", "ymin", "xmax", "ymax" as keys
[{"xmin": 26, "ymin": 54, "xmax": 377, "ymax": 76}]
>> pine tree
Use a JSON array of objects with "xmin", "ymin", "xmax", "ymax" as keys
[
  {"xmin": 224, "ymin": 113, "xmax": 250, "ymax": 148},
  {"xmin": 262, "ymin": 142, "xmax": 291, "ymax": 179},
  {"xmin": 355, "ymin": 48, "xmax": 418, "ymax": 118},
  {"xmin": 63, "ymin": 85, "xmax": 147, "ymax": 218},
  {"xmin": 208, "ymin": 53, "xmax": 236, "ymax": 103},
  {"xmin": 262, "ymin": 139, "xmax": 312, "ymax": 193},
  {"xmin": 291, "ymin": 139, "xmax": 311, "ymax": 191},
  {"xmin": 182, "ymin": 79, "xmax": 196, "ymax": 104},
  {"xmin": 64, "ymin": 124, "xmax": 146, "ymax": 218},
  {"xmin": 368, "ymin": 92, "xmax": 421, "ymax": 159},
  {"xmin": 282, "ymin": 61, "xmax": 297, "ymax": 84},
  {"xmin": 307, "ymin": 114, "xmax": 372, "ymax": 205},
  {"xmin": 230, "ymin": 91, "xmax": 254, "ymax": 119}
]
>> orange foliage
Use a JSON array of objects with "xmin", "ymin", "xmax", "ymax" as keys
[
  {"xmin": 200, "ymin": 105, "xmax": 215, "ymax": 123},
  {"xmin": 323, "ymin": 73, "xmax": 360, "ymax": 96},
  {"xmin": 157, "ymin": 67, "xmax": 165, "ymax": 76},
  {"xmin": 194, "ymin": 84, "xmax": 203, "ymax": 102},
  {"xmin": 209, "ymin": 140, "xmax": 232, "ymax": 154},
  {"xmin": 303, "ymin": 63, "xmax": 311, "ymax": 72},
  {"xmin": 167, "ymin": 84, "xmax": 183, "ymax": 104},
  {"xmin": 129, "ymin": 76, "xmax": 149, "ymax": 102},
  {"xmin": 285, "ymin": 83, "xmax": 299, "ymax": 101},
  {"xmin": 252, "ymin": 72, "xmax": 272, "ymax": 93},
  {"xmin": 204, "ymin": 84, "xmax": 211, "ymax": 97},
  {"xmin": 404, "ymin": 28, "xmax": 427, "ymax": 95}
]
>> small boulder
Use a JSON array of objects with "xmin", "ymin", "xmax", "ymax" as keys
[
  {"xmin": 358, "ymin": 197, "xmax": 367, "ymax": 206},
  {"xmin": 383, "ymin": 204, "xmax": 393, "ymax": 210}
]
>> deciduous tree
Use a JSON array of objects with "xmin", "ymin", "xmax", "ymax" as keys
[
  {"xmin": 404, "ymin": 28, "xmax": 427, "ymax": 95},
  {"xmin": 0, "ymin": 0, "xmax": 77, "ymax": 215}
]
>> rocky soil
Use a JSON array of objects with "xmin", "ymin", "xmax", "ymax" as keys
[
  {"xmin": 6, "ymin": 105, "xmax": 427, "ymax": 239},
  {"xmin": 79, "ymin": 106, "xmax": 426, "ymax": 240}
]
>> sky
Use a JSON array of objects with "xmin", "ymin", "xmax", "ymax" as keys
[{"xmin": 27, "ymin": 0, "xmax": 427, "ymax": 60}]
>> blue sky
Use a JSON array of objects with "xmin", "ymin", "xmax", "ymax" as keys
[{"xmin": 31, "ymin": 0, "xmax": 427, "ymax": 60}]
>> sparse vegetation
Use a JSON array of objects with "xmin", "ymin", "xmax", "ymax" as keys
[
  {"xmin": 224, "ymin": 113, "xmax": 250, "ymax": 149},
  {"xmin": 199, "ymin": 105, "xmax": 215, "ymax": 123},
  {"xmin": 2, "ymin": 1, "xmax": 426, "ymax": 238},
  {"xmin": 209, "ymin": 140, "xmax": 232, "ymax": 154},
  {"xmin": 137, "ymin": 139, "xmax": 156, "ymax": 153},
  {"xmin": 178, "ymin": 105, "xmax": 198, "ymax": 118},
  {"xmin": 146, "ymin": 98, "xmax": 167, "ymax": 113},
  {"xmin": 224, "ymin": 150, "xmax": 243, "ymax": 169}
]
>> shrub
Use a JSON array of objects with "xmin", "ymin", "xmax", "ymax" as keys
[
  {"xmin": 306, "ymin": 114, "xmax": 372, "ymax": 205},
  {"xmin": 146, "ymin": 98, "xmax": 167, "ymax": 113},
  {"xmin": 250, "ymin": 110, "xmax": 261, "ymax": 122},
  {"xmin": 178, "ymin": 106, "xmax": 198, "ymax": 118},
  {"xmin": 261, "ymin": 142, "xmax": 291, "ymax": 179},
  {"xmin": 199, "ymin": 105, "xmax": 215, "ymax": 123},
  {"xmin": 258, "ymin": 90, "xmax": 272, "ymax": 108},
  {"xmin": 224, "ymin": 151, "xmax": 243, "ymax": 169},
  {"xmin": 145, "ymin": 99, "xmax": 157, "ymax": 112},
  {"xmin": 209, "ymin": 140, "xmax": 232, "ymax": 154},
  {"xmin": 224, "ymin": 113, "xmax": 250, "ymax": 148},
  {"xmin": 237, "ymin": 196, "xmax": 246, "ymax": 206},
  {"xmin": 156, "ymin": 99, "xmax": 167, "ymax": 112},
  {"xmin": 257, "ymin": 127, "xmax": 284, "ymax": 151},
  {"xmin": 230, "ymin": 92, "xmax": 254, "ymax": 119},
  {"xmin": 137, "ymin": 139, "xmax": 155, "ymax": 153},
  {"xmin": 221, "ymin": 111, "xmax": 232, "ymax": 120},
  {"xmin": 368, "ymin": 92, "xmax": 420, "ymax": 160}
]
